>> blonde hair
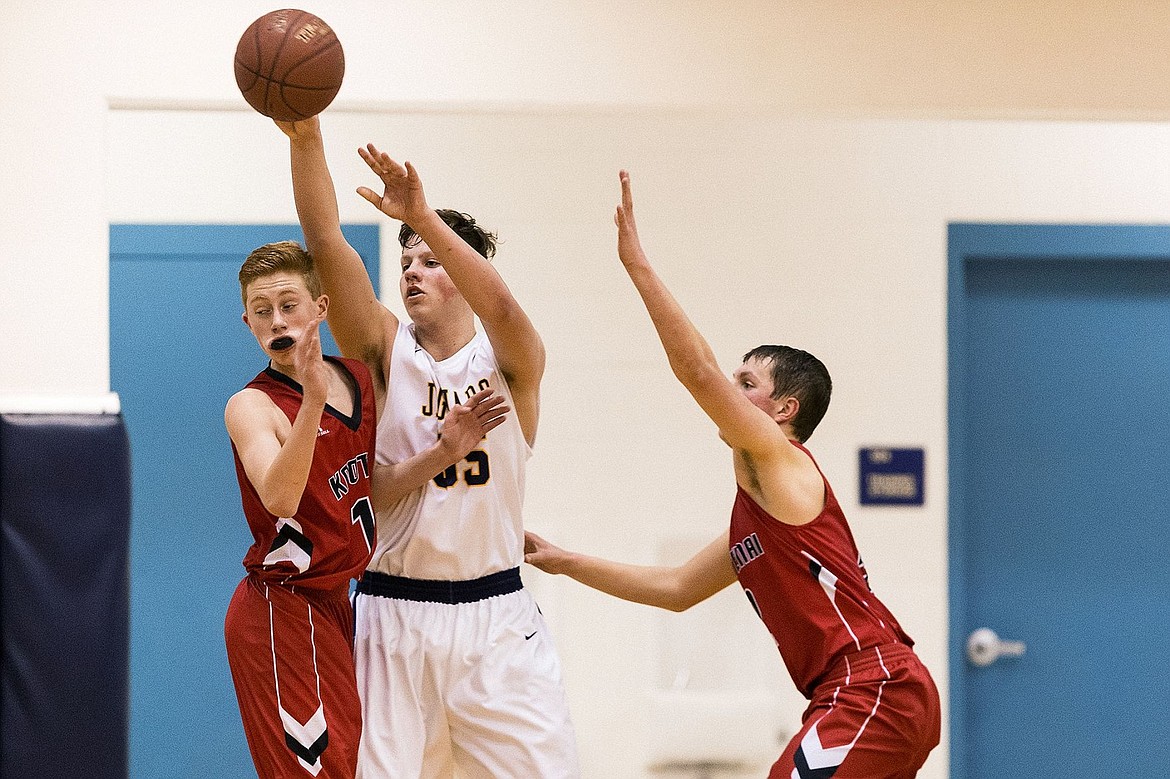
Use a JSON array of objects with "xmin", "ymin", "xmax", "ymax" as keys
[{"xmin": 238, "ymin": 241, "xmax": 322, "ymax": 305}]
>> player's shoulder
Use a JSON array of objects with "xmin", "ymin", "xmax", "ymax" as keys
[
  {"xmin": 226, "ymin": 385, "xmax": 276, "ymax": 417},
  {"xmin": 224, "ymin": 386, "xmax": 283, "ymax": 439},
  {"xmin": 775, "ymin": 438, "xmax": 825, "ymax": 482}
]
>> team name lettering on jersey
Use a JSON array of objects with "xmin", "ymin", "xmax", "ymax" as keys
[
  {"xmin": 730, "ymin": 532, "xmax": 765, "ymax": 573},
  {"xmin": 421, "ymin": 378, "xmax": 492, "ymax": 420},
  {"xmin": 328, "ymin": 452, "xmax": 371, "ymax": 500}
]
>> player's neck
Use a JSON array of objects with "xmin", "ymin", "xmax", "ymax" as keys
[{"xmin": 413, "ymin": 316, "xmax": 477, "ymax": 362}]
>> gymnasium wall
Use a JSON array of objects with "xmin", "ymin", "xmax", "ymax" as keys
[{"xmin": 8, "ymin": 3, "xmax": 1170, "ymax": 778}]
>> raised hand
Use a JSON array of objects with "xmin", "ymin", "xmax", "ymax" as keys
[
  {"xmin": 356, "ymin": 144, "xmax": 429, "ymax": 225},
  {"xmin": 274, "ymin": 115, "xmax": 320, "ymax": 141},
  {"xmin": 291, "ymin": 310, "xmax": 329, "ymax": 406},
  {"xmin": 438, "ymin": 388, "xmax": 510, "ymax": 461},
  {"xmin": 615, "ymin": 170, "xmax": 649, "ymax": 270}
]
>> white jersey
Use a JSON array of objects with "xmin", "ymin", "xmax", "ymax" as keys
[{"xmin": 373, "ymin": 321, "xmax": 530, "ymax": 580}]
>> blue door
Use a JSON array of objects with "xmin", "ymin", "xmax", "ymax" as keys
[
  {"xmin": 110, "ymin": 224, "xmax": 379, "ymax": 778},
  {"xmin": 948, "ymin": 224, "xmax": 1170, "ymax": 777}
]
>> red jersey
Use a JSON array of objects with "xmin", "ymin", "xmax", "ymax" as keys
[
  {"xmin": 728, "ymin": 441, "xmax": 913, "ymax": 698},
  {"xmin": 232, "ymin": 357, "xmax": 377, "ymax": 591}
]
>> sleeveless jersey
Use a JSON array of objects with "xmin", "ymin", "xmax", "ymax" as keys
[
  {"xmin": 373, "ymin": 321, "xmax": 529, "ymax": 580},
  {"xmin": 728, "ymin": 441, "xmax": 913, "ymax": 698},
  {"xmin": 232, "ymin": 357, "xmax": 377, "ymax": 591}
]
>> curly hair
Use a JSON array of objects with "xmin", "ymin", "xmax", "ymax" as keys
[{"xmin": 398, "ymin": 209, "xmax": 497, "ymax": 259}]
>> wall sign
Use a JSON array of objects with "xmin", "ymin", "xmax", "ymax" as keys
[{"xmin": 859, "ymin": 447, "xmax": 924, "ymax": 506}]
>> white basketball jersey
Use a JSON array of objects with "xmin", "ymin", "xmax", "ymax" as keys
[{"xmin": 373, "ymin": 321, "xmax": 530, "ymax": 580}]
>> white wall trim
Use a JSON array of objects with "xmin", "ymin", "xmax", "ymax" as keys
[{"xmin": 0, "ymin": 393, "xmax": 122, "ymax": 415}]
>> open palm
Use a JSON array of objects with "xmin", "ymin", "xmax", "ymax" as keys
[{"xmin": 356, "ymin": 143, "xmax": 429, "ymax": 224}]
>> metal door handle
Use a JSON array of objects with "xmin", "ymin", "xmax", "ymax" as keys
[{"xmin": 966, "ymin": 627, "xmax": 1027, "ymax": 667}]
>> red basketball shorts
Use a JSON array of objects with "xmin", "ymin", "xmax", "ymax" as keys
[
  {"xmin": 225, "ymin": 574, "xmax": 362, "ymax": 778},
  {"xmin": 771, "ymin": 643, "xmax": 940, "ymax": 779}
]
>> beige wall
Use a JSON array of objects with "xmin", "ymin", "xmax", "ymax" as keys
[
  {"xmin": 8, "ymin": 3, "xmax": 1170, "ymax": 777},
  {"xmin": 8, "ymin": 1, "xmax": 1170, "ymax": 395}
]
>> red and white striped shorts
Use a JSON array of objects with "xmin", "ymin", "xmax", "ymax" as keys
[{"xmin": 771, "ymin": 643, "xmax": 940, "ymax": 779}]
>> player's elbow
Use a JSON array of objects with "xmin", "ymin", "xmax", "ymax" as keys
[
  {"xmin": 659, "ymin": 563, "xmax": 731, "ymax": 612},
  {"xmin": 658, "ymin": 577, "xmax": 705, "ymax": 612},
  {"xmin": 661, "ymin": 593, "xmax": 705, "ymax": 613},
  {"xmin": 261, "ymin": 492, "xmax": 301, "ymax": 520}
]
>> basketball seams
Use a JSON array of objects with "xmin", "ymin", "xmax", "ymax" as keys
[
  {"xmin": 278, "ymin": 34, "xmax": 341, "ymax": 79},
  {"xmin": 280, "ymin": 42, "xmax": 344, "ymax": 89},
  {"xmin": 252, "ymin": 21, "xmax": 267, "ymax": 77},
  {"xmin": 268, "ymin": 9, "xmax": 308, "ymax": 76},
  {"xmin": 277, "ymin": 36, "xmax": 343, "ymax": 119},
  {"xmin": 234, "ymin": 9, "xmax": 344, "ymax": 122},
  {"xmin": 263, "ymin": 10, "xmax": 306, "ymax": 119},
  {"xmin": 232, "ymin": 21, "xmax": 264, "ymax": 91}
]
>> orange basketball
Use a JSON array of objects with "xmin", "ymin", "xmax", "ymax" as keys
[{"xmin": 234, "ymin": 9, "xmax": 345, "ymax": 121}]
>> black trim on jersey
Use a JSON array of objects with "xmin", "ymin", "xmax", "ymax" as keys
[
  {"xmin": 284, "ymin": 729, "xmax": 328, "ymax": 765},
  {"xmin": 793, "ymin": 745, "xmax": 839, "ymax": 778},
  {"xmin": 268, "ymin": 521, "xmax": 314, "ymax": 558},
  {"xmin": 356, "ymin": 567, "xmax": 523, "ymax": 604},
  {"xmin": 263, "ymin": 356, "xmax": 363, "ymax": 431}
]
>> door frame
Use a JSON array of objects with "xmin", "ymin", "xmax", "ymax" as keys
[{"xmin": 946, "ymin": 221, "xmax": 1170, "ymax": 778}]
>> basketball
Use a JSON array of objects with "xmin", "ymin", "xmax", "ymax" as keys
[{"xmin": 234, "ymin": 9, "xmax": 345, "ymax": 122}]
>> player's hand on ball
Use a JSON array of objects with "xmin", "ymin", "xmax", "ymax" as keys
[{"xmin": 274, "ymin": 115, "xmax": 320, "ymax": 141}]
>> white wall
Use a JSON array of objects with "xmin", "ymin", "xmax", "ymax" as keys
[
  {"xmin": 9, "ymin": 2, "xmax": 1170, "ymax": 777},
  {"xmin": 13, "ymin": 0, "xmax": 1170, "ymax": 395}
]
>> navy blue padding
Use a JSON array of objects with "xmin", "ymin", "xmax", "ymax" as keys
[{"xmin": 1, "ymin": 413, "xmax": 130, "ymax": 779}]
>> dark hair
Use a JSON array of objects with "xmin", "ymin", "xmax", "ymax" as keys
[
  {"xmin": 742, "ymin": 345, "xmax": 832, "ymax": 442},
  {"xmin": 238, "ymin": 241, "xmax": 321, "ymax": 305},
  {"xmin": 398, "ymin": 209, "xmax": 497, "ymax": 259}
]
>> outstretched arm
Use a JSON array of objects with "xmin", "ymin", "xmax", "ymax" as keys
[
  {"xmin": 278, "ymin": 119, "xmax": 397, "ymax": 402},
  {"xmin": 614, "ymin": 172, "xmax": 824, "ymax": 525},
  {"xmin": 357, "ymin": 146, "xmax": 545, "ymax": 443},
  {"xmin": 524, "ymin": 530, "xmax": 737, "ymax": 612},
  {"xmin": 371, "ymin": 388, "xmax": 510, "ymax": 511},
  {"xmin": 613, "ymin": 170, "xmax": 787, "ymax": 456}
]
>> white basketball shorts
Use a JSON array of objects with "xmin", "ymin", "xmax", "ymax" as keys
[{"xmin": 353, "ymin": 569, "xmax": 580, "ymax": 779}]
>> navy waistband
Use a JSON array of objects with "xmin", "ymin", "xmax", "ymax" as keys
[{"xmin": 356, "ymin": 567, "xmax": 523, "ymax": 604}]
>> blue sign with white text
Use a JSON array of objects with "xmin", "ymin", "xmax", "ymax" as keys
[{"xmin": 859, "ymin": 447, "xmax": 924, "ymax": 506}]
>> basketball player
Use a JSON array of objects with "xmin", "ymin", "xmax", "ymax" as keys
[
  {"xmin": 523, "ymin": 171, "xmax": 940, "ymax": 778},
  {"xmin": 224, "ymin": 241, "xmax": 510, "ymax": 778},
  {"xmin": 275, "ymin": 117, "xmax": 579, "ymax": 778}
]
